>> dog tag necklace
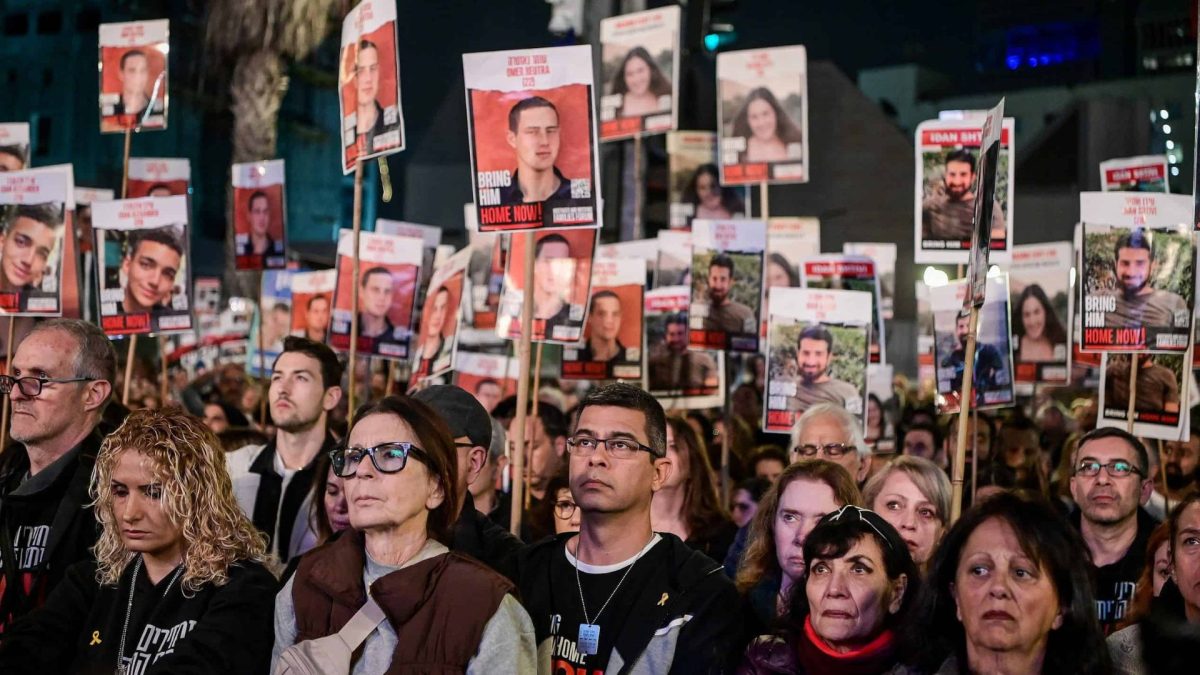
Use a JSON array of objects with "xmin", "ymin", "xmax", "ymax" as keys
[{"xmin": 572, "ymin": 536, "xmax": 644, "ymax": 657}]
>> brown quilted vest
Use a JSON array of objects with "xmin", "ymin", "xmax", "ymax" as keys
[{"xmin": 290, "ymin": 531, "xmax": 515, "ymax": 674}]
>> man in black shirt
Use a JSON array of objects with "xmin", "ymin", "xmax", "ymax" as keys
[
  {"xmin": 0, "ymin": 319, "xmax": 117, "ymax": 633},
  {"xmin": 517, "ymin": 382, "xmax": 739, "ymax": 673}
]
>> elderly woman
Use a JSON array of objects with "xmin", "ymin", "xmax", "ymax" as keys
[
  {"xmin": 912, "ymin": 491, "xmax": 1109, "ymax": 674},
  {"xmin": 272, "ymin": 396, "xmax": 535, "ymax": 673},
  {"xmin": 862, "ymin": 456, "xmax": 951, "ymax": 573},
  {"xmin": 0, "ymin": 408, "xmax": 277, "ymax": 674},
  {"xmin": 736, "ymin": 460, "xmax": 862, "ymax": 632},
  {"xmin": 740, "ymin": 506, "xmax": 920, "ymax": 674}
]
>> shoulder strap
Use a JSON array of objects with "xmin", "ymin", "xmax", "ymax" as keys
[{"xmin": 336, "ymin": 595, "xmax": 386, "ymax": 649}]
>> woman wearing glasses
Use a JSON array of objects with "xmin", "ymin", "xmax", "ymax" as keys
[
  {"xmin": 740, "ymin": 506, "xmax": 920, "ymax": 674},
  {"xmin": 862, "ymin": 456, "xmax": 951, "ymax": 574},
  {"xmin": 272, "ymin": 395, "xmax": 535, "ymax": 674},
  {"xmin": 651, "ymin": 416, "xmax": 738, "ymax": 561},
  {"xmin": 544, "ymin": 470, "xmax": 581, "ymax": 535}
]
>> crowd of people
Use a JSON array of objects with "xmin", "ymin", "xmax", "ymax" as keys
[{"xmin": 0, "ymin": 318, "xmax": 1197, "ymax": 673}]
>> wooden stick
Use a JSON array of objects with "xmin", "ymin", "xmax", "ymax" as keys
[
  {"xmin": 347, "ymin": 160, "xmax": 364, "ymax": 424},
  {"xmin": 1126, "ymin": 354, "xmax": 1140, "ymax": 435},
  {"xmin": 122, "ymin": 335, "xmax": 137, "ymax": 406},
  {"xmin": 950, "ymin": 304, "xmax": 980, "ymax": 523},
  {"xmin": 1160, "ymin": 438, "xmax": 1170, "ymax": 516},
  {"xmin": 120, "ymin": 128, "xmax": 132, "ymax": 199},
  {"xmin": 631, "ymin": 134, "xmax": 643, "ymax": 240},
  {"xmin": 721, "ymin": 353, "xmax": 733, "ymax": 498},
  {"xmin": 256, "ymin": 282, "xmax": 267, "ymax": 425},
  {"xmin": 970, "ymin": 408, "xmax": 978, "ymax": 505},
  {"xmin": 759, "ymin": 180, "xmax": 769, "ymax": 219},
  {"xmin": 0, "ymin": 317, "xmax": 14, "ymax": 452},
  {"xmin": 385, "ymin": 359, "xmax": 396, "ymax": 397},
  {"xmin": 159, "ymin": 335, "xmax": 168, "ymax": 405},
  {"xmin": 525, "ymin": 340, "xmax": 545, "ymax": 512},
  {"xmin": 509, "ymin": 233, "xmax": 536, "ymax": 537}
]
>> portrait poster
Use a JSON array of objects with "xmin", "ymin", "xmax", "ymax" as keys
[
  {"xmin": 338, "ymin": 0, "xmax": 405, "ymax": 173},
  {"xmin": 965, "ymin": 99, "xmax": 1005, "ymax": 308},
  {"xmin": 232, "ymin": 159, "xmax": 287, "ymax": 270},
  {"xmin": 654, "ymin": 228, "xmax": 691, "ymax": 288},
  {"xmin": 91, "ymin": 195, "xmax": 191, "ymax": 336},
  {"xmin": 1100, "ymin": 155, "xmax": 1170, "ymax": 193},
  {"xmin": 248, "ymin": 269, "xmax": 292, "ymax": 377},
  {"xmin": 98, "ymin": 20, "xmax": 168, "ymax": 133},
  {"xmin": 1009, "ymin": 242, "xmax": 1072, "ymax": 384},
  {"xmin": 645, "ymin": 285, "xmax": 724, "ymax": 409},
  {"xmin": 496, "ymin": 228, "xmax": 596, "ymax": 344},
  {"xmin": 453, "ymin": 350, "xmax": 519, "ymax": 414},
  {"xmin": 467, "ymin": 232, "xmax": 504, "ymax": 331},
  {"xmin": 914, "ymin": 115, "xmax": 1014, "ymax": 264},
  {"xmin": 688, "ymin": 218, "xmax": 766, "ymax": 352},
  {"xmin": 1098, "ymin": 352, "xmax": 1190, "ymax": 441},
  {"xmin": 716, "ymin": 45, "xmax": 809, "ymax": 186},
  {"xmin": 668, "ymin": 131, "xmax": 743, "ymax": 230},
  {"xmin": 193, "ymin": 276, "xmax": 221, "ymax": 336},
  {"xmin": 376, "ymin": 219, "xmax": 443, "ymax": 298},
  {"xmin": 464, "ymin": 44, "xmax": 601, "ymax": 232},
  {"xmin": 763, "ymin": 287, "xmax": 871, "ymax": 434},
  {"xmin": 597, "ymin": 237, "xmax": 657, "ymax": 287},
  {"xmin": 1079, "ymin": 222, "xmax": 1194, "ymax": 353},
  {"xmin": 562, "ymin": 257, "xmax": 645, "ymax": 381},
  {"xmin": 801, "ymin": 254, "xmax": 885, "ymax": 364},
  {"xmin": 127, "ymin": 158, "xmax": 190, "ymax": 198},
  {"xmin": 931, "ymin": 275, "xmax": 1016, "ymax": 414},
  {"xmin": 329, "ymin": 229, "xmax": 423, "ymax": 360},
  {"xmin": 409, "ymin": 247, "xmax": 471, "ymax": 388},
  {"xmin": 598, "ymin": 5, "xmax": 680, "ymax": 140},
  {"xmin": 0, "ymin": 166, "xmax": 70, "ymax": 316},
  {"xmin": 289, "ymin": 269, "xmax": 335, "ymax": 343},
  {"xmin": 843, "ymin": 242, "xmax": 897, "ymax": 319},
  {"xmin": 0, "ymin": 124, "xmax": 30, "ymax": 171},
  {"xmin": 768, "ymin": 217, "xmax": 820, "ymax": 286}
]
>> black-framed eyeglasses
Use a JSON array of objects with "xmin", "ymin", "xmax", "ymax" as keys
[
  {"xmin": 330, "ymin": 442, "xmax": 429, "ymax": 477},
  {"xmin": 553, "ymin": 499, "xmax": 577, "ymax": 520},
  {"xmin": 0, "ymin": 374, "xmax": 96, "ymax": 397},
  {"xmin": 565, "ymin": 435, "xmax": 659, "ymax": 459},
  {"xmin": 793, "ymin": 442, "xmax": 855, "ymax": 459},
  {"xmin": 1075, "ymin": 459, "xmax": 1143, "ymax": 479}
]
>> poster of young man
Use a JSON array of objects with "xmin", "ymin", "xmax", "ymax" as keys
[
  {"xmin": 668, "ymin": 131, "xmax": 747, "ymax": 230},
  {"xmin": 98, "ymin": 20, "xmax": 168, "ymax": 133},
  {"xmin": 409, "ymin": 247, "xmax": 471, "ymax": 388},
  {"xmin": 496, "ymin": 228, "xmax": 596, "ymax": 343},
  {"xmin": 0, "ymin": 123, "xmax": 30, "ymax": 172},
  {"xmin": 0, "ymin": 167, "xmax": 70, "ymax": 316},
  {"xmin": 931, "ymin": 274, "xmax": 1015, "ymax": 414},
  {"xmin": 1009, "ymin": 242, "xmax": 1072, "ymax": 384},
  {"xmin": 248, "ymin": 269, "xmax": 292, "ymax": 377},
  {"xmin": 1098, "ymin": 352, "xmax": 1190, "ymax": 441},
  {"xmin": 914, "ymin": 115, "xmax": 1014, "ymax": 264},
  {"xmin": 1100, "ymin": 155, "xmax": 1170, "ymax": 192},
  {"xmin": 453, "ymin": 350, "xmax": 519, "ymax": 413},
  {"xmin": 843, "ymin": 242, "xmax": 897, "ymax": 319},
  {"xmin": 232, "ymin": 159, "xmax": 287, "ymax": 270},
  {"xmin": 689, "ymin": 218, "xmax": 766, "ymax": 352},
  {"xmin": 91, "ymin": 195, "xmax": 191, "ymax": 336},
  {"xmin": 376, "ymin": 219, "xmax": 443, "ymax": 299},
  {"xmin": 801, "ymin": 254, "xmax": 886, "ymax": 364},
  {"xmin": 289, "ymin": 269, "xmax": 335, "ymax": 343},
  {"xmin": 329, "ymin": 229, "xmax": 422, "ymax": 360},
  {"xmin": 127, "ymin": 158, "xmax": 190, "ymax": 198},
  {"xmin": 464, "ymin": 44, "xmax": 601, "ymax": 232},
  {"xmin": 1080, "ymin": 222, "xmax": 1194, "ymax": 352},
  {"xmin": 338, "ymin": 0, "xmax": 405, "ymax": 173},
  {"xmin": 717, "ymin": 46, "xmax": 809, "ymax": 186},
  {"xmin": 645, "ymin": 284, "xmax": 724, "ymax": 409},
  {"xmin": 654, "ymin": 228, "xmax": 691, "ymax": 288},
  {"xmin": 763, "ymin": 287, "xmax": 871, "ymax": 434},
  {"xmin": 562, "ymin": 257, "xmax": 645, "ymax": 381},
  {"xmin": 598, "ymin": 6, "xmax": 679, "ymax": 141}
]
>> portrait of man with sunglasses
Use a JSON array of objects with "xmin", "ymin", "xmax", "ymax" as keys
[{"xmin": 1068, "ymin": 427, "xmax": 1158, "ymax": 635}]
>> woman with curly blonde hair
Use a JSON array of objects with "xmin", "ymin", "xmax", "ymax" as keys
[{"xmin": 0, "ymin": 407, "xmax": 278, "ymax": 674}]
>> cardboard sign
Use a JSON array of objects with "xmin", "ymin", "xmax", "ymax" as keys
[
  {"xmin": 329, "ymin": 229, "xmax": 423, "ymax": 360},
  {"xmin": 931, "ymin": 274, "xmax": 1015, "ymax": 414},
  {"xmin": 409, "ymin": 247, "xmax": 471, "ymax": 388},
  {"xmin": 598, "ymin": 6, "xmax": 680, "ymax": 140},
  {"xmin": 232, "ymin": 160, "xmax": 287, "ymax": 270},
  {"xmin": 338, "ymin": 0, "xmax": 405, "ymax": 173},
  {"xmin": 1100, "ymin": 155, "xmax": 1170, "ymax": 193},
  {"xmin": 0, "ymin": 166, "xmax": 71, "ymax": 316},
  {"xmin": 644, "ymin": 285, "xmax": 724, "ymax": 409},
  {"xmin": 290, "ymin": 269, "xmax": 336, "ymax": 343},
  {"xmin": 1009, "ymin": 242, "xmax": 1072, "ymax": 384},
  {"xmin": 717, "ymin": 46, "xmax": 809, "ymax": 185},
  {"xmin": 496, "ymin": 228, "xmax": 596, "ymax": 344},
  {"xmin": 802, "ymin": 254, "xmax": 886, "ymax": 365},
  {"xmin": 1098, "ymin": 352, "xmax": 1191, "ymax": 441},
  {"xmin": 0, "ymin": 124, "xmax": 30, "ymax": 171},
  {"xmin": 843, "ymin": 242, "xmax": 896, "ymax": 319},
  {"xmin": 667, "ymin": 131, "xmax": 747, "ymax": 230},
  {"xmin": 99, "ymin": 20, "xmax": 169, "ymax": 133},
  {"xmin": 688, "ymin": 218, "xmax": 766, "ymax": 352},
  {"xmin": 562, "ymin": 258, "xmax": 645, "ymax": 380},
  {"xmin": 127, "ymin": 158, "xmax": 190, "ymax": 198}
]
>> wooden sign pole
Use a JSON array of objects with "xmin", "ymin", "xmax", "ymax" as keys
[
  {"xmin": 509, "ymin": 233, "xmax": 536, "ymax": 537},
  {"xmin": 347, "ymin": 160, "xmax": 364, "ymax": 424},
  {"xmin": 120, "ymin": 127, "xmax": 136, "ymax": 407},
  {"xmin": 1126, "ymin": 354, "xmax": 1140, "ymax": 435},
  {"xmin": 950, "ymin": 304, "xmax": 980, "ymax": 523}
]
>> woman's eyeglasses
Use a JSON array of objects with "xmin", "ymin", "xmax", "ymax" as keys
[
  {"xmin": 553, "ymin": 499, "xmax": 577, "ymax": 520},
  {"xmin": 330, "ymin": 442, "xmax": 429, "ymax": 477}
]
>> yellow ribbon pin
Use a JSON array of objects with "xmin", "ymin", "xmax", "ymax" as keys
[
  {"xmin": 89, "ymin": 631, "xmax": 102, "ymax": 646},
  {"xmin": 658, "ymin": 593, "xmax": 669, "ymax": 606}
]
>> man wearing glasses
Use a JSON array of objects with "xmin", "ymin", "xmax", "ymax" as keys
[
  {"xmin": 1068, "ymin": 427, "xmax": 1158, "ymax": 634},
  {"xmin": 0, "ymin": 319, "xmax": 115, "ymax": 632},
  {"xmin": 516, "ymin": 382, "xmax": 738, "ymax": 674}
]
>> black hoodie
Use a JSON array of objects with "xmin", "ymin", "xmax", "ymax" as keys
[{"xmin": 0, "ymin": 556, "xmax": 277, "ymax": 674}]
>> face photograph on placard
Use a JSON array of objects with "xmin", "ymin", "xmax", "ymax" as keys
[
  {"xmin": 329, "ymin": 230, "xmax": 422, "ymax": 360},
  {"xmin": 668, "ymin": 132, "xmax": 745, "ymax": 229},
  {"xmin": 1009, "ymin": 243, "xmax": 1072, "ymax": 384},
  {"xmin": 1080, "ymin": 224, "xmax": 1194, "ymax": 352},
  {"xmin": 98, "ymin": 20, "xmax": 169, "ymax": 133},
  {"xmin": 689, "ymin": 219, "xmax": 766, "ymax": 352},
  {"xmin": 289, "ymin": 269, "xmax": 335, "ymax": 343},
  {"xmin": 598, "ymin": 6, "xmax": 679, "ymax": 140},
  {"xmin": 453, "ymin": 351, "xmax": 518, "ymax": 413},
  {"xmin": 843, "ymin": 242, "xmax": 896, "ymax": 319},
  {"xmin": 562, "ymin": 259, "xmax": 645, "ymax": 381},
  {"xmin": 932, "ymin": 277, "xmax": 1015, "ymax": 413},
  {"xmin": 717, "ymin": 46, "xmax": 808, "ymax": 185},
  {"xmin": 497, "ymin": 229, "xmax": 595, "ymax": 344},
  {"xmin": 767, "ymin": 320, "xmax": 867, "ymax": 430},
  {"xmin": 1099, "ymin": 352, "xmax": 1187, "ymax": 439},
  {"xmin": 338, "ymin": 0, "xmax": 404, "ymax": 173},
  {"xmin": 126, "ymin": 158, "xmax": 190, "ymax": 199},
  {"xmin": 0, "ymin": 124, "xmax": 29, "ymax": 172},
  {"xmin": 249, "ymin": 270, "xmax": 292, "ymax": 377},
  {"xmin": 0, "ymin": 190, "xmax": 67, "ymax": 316},
  {"xmin": 410, "ymin": 250, "xmax": 470, "ymax": 387},
  {"xmin": 644, "ymin": 286, "xmax": 723, "ymax": 407},
  {"xmin": 233, "ymin": 160, "xmax": 287, "ymax": 270},
  {"xmin": 802, "ymin": 256, "xmax": 885, "ymax": 364}
]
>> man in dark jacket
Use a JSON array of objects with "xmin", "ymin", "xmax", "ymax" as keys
[
  {"xmin": 0, "ymin": 319, "xmax": 116, "ymax": 633},
  {"xmin": 517, "ymin": 382, "xmax": 739, "ymax": 673}
]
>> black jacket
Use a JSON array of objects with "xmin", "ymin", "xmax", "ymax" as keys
[
  {"xmin": 0, "ymin": 556, "xmax": 277, "ymax": 674},
  {"xmin": 452, "ymin": 491, "xmax": 523, "ymax": 583}
]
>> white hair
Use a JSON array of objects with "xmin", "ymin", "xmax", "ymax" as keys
[{"xmin": 790, "ymin": 403, "xmax": 870, "ymax": 462}]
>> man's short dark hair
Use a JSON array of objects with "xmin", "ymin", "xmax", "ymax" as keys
[
  {"xmin": 248, "ymin": 190, "xmax": 269, "ymax": 210},
  {"xmin": 902, "ymin": 420, "xmax": 942, "ymax": 455},
  {"xmin": 666, "ymin": 312, "xmax": 688, "ymax": 328},
  {"xmin": 1074, "ymin": 426, "xmax": 1150, "ymax": 477},
  {"xmin": 126, "ymin": 225, "xmax": 184, "ymax": 259},
  {"xmin": 474, "ymin": 378, "xmax": 501, "ymax": 394},
  {"xmin": 709, "ymin": 253, "xmax": 734, "ymax": 275},
  {"xmin": 358, "ymin": 39, "xmax": 378, "ymax": 55},
  {"xmin": 491, "ymin": 395, "xmax": 569, "ymax": 441},
  {"xmin": 1114, "ymin": 228, "xmax": 1153, "ymax": 263},
  {"xmin": 271, "ymin": 302, "xmax": 289, "ymax": 313},
  {"xmin": 273, "ymin": 335, "xmax": 343, "ymax": 390},
  {"xmin": 944, "ymin": 149, "xmax": 976, "ymax": 173},
  {"xmin": 0, "ymin": 145, "xmax": 23, "ymax": 165},
  {"xmin": 120, "ymin": 49, "xmax": 147, "ymax": 70},
  {"xmin": 146, "ymin": 183, "xmax": 171, "ymax": 195},
  {"xmin": 508, "ymin": 96, "xmax": 558, "ymax": 134},
  {"xmin": 361, "ymin": 266, "xmax": 391, "ymax": 287},
  {"xmin": 591, "ymin": 289, "xmax": 619, "ymax": 305},
  {"xmin": 306, "ymin": 294, "xmax": 328, "ymax": 310},
  {"xmin": 751, "ymin": 446, "xmax": 788, "ymax": 472},
  {"xmin": 535, "ymin": 233, "xmax": 570, "ymax": 260},
  {"xmin": 572, "ymin": 382, "xmax": 667, "ymax": 459},
  {"xmin": 7, "ymin": 203, "xmax": 63, "ymax": 232},
  {"xmin": 797, "ymin": 324, "xmax": 833, "ymax": 352}
]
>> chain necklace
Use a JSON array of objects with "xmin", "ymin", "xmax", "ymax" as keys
[
  {"xmin": 572, "ymin": 535, "xmax": 650, "ymax": 657},
  {"xmin": 117, "ymin": 556, "xmax": 184, "ymax": 675}
]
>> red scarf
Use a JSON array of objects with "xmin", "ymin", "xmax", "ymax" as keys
[{"xmin": 795, "ymin": 615, "xmax": 898, "ymax": 675}]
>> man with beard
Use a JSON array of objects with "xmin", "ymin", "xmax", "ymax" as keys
[
  {"xmin": 940, "ymin": 311, "xmax": 1004, "ymax": 404},
  {"xmin": 577, "ymin": 290, "xmax": 627, "ymax": 364},
  {"xmin": 921, "ymin": 148, "xmax": 1005, "ymax": 240},
  {"xmin": 1104, "ymin": 229, "xmax": 1189, "ymax": 329},
  {"xmin": 227, "ymin": 337, "xmax": 343, "ymax": 563},
  {"xmin": 1068, "ymin": 427, "xmax": 1157, "ymax": 634},
  {"xmin": 1147, "ymin": 421, "xmax": 1200, "ymax": 520},
  {"xmin": 647, "ymin": 313, "xmax": 718, "ymax": 392},
  {"xmin": 1104, "ymin": 352, "xmax": 1180, "ymax": 415},
  {"xmin": 701, "ymin": 253, "xmax": 755, "ymax": 335},
  {"xmin": 786, "ymin": 324, "xmax": 859, "ymax": 414}
]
